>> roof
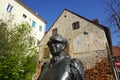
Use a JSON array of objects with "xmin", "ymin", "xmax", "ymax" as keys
[
  {"xmin": 15, "ymin": 0, "xmax": 47, "ymax": 24},
  {"xmin": 112, "ymin": 46, "xmax": 120, "ymax": 57}
]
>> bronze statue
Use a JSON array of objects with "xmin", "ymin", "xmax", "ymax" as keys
[{"xmin": 38, "ymin": 34, "xmax": 85, "ymax": 80}]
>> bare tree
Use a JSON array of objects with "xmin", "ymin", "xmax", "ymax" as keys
[{"xmin": 103, "ymin": 0, "xmax": 120, "ymax": 30}]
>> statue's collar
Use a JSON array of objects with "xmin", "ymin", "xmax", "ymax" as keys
[{"xmin": 50, "ymin": 54, "xmax": 68, "ymax": 66}]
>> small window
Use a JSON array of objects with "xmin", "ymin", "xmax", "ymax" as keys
[
  {"xmin": 43, "ymin": 48, "xmax": 50, "ymax": 59},
  {"xmin": 6, "ymin": 4, "xmax": 13, "ymax": 12},
  {"xmin": 64, "ymin": 15, "xmax": 66, "ymax": 17},
  {"xmin": 52, "ymin": 28, "xmax": 58, "ymax": 35},
  {"xmin": 32, "ymin": 20, "xmax": 36, "ymax": 27},
  {"xmin": 72, "ymin": 21, "xmax": 80, "ymax": 30},
  {"xmin": 39, "ymin": 25, "xmax": 42, "ymax": 31},
  {"xmin": 23, "ymin": 14, "xmax": 27, "ymax": 18}
]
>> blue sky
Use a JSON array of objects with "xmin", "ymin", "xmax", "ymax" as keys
[
  {"xmin": 21, "ymin": 0, "xmax": 120, "ymax": 47},
  {"xmin": 21, "ymin": 0, "xmax": 106, "ymax": 30}
]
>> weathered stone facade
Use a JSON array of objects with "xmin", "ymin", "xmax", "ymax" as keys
[{"xmin": 35, "ymin": 9, "xmax": 113, "ymax": 79}]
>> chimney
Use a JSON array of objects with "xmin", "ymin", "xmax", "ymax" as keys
[{"xmin": 92, "ymin": 19, "xmax": 99, "ymax": 24}]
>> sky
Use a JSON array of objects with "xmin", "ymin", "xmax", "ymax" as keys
[{"xmin": 21, "ymin": 0, "xmax": 120, "ymax": 47}]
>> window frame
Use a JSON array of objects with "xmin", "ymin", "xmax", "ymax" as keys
[
  {"xmin": 39, "ymin": 25, "xmax": 42, "ymax": 31},
  {"xmin": 23, "ymin": 14, "xmax": 27, "ymax": 18},
  {"xmin": 72, "ymin": 21, "xmax": 80, "ymax": 30},
  {"xmin": 6, "ymin": 3, "xmax": 13, "ymax": 13},
  {"xmin": 43, "ymin": 48, "xmax": 50, "ymax": 59},
  {"xmin": 32, "ymin": 20, "xmax": 36, "ymax": 27}
]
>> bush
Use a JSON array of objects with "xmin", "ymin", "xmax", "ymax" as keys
[{"xmin": 0, "ymin": 20, "xmax": 37, "ymax": 80}]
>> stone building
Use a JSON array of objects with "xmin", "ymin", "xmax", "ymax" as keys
[{"xmin": 38, "ymin": 9, "xmax": 112, "ymax": 71}]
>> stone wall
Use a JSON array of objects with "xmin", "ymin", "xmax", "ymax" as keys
[{"xmin": 72, "ymin": 50, "xmax": 108, "ymax": 70}]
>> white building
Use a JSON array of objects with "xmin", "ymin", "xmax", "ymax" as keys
[{"xmin": 0, "ymin": 0, "xmax": 46, "ymax": 43}]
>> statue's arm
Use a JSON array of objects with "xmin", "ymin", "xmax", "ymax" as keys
[{"xmin": 70, "ymin": 58, "xmax": 85, "ymax": 80}]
